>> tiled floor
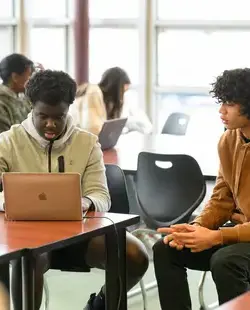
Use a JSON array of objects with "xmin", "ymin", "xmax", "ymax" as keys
[{"xmin": 44, "ymin": 262, "xmax": 218, "ymax": 310}]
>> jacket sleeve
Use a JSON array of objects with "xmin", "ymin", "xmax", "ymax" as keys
[
  {"xmin": 193, "ymin": 165, "xmax": 250, "ymax": 244},
  {"xmin": 192, "ymin": 166, "xmax": 236, "ymax": 230},
  {"xmin": 122, "ymin": 101, "xmax": 153, "ymax": 134},
  {"xmin": 0, "ymin": 100, "xmax": 12, "ymax": 133},
  {"xmin": 81, "ymin": 140, "xmax": 111, "ymax": 212},
  {"xmin": 0, "ymin": 133, "xmax": 12, "ymax": 174},
  {"xmin": 0, "ymin": 133, "xmax": 12, "ymax": 211}
]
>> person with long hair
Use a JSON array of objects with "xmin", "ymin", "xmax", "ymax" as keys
[
  {"xmin": 70, "ymin": 67, "xmax": 152, "ymax": 135},
  {"xmin": 99, "ymin": 66, "xmax": 131, "ymax": 120}
]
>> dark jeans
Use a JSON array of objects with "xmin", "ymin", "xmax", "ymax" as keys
[{"xmin": 153, "ymin": 240, "xmax": 250, "ymax": 310}]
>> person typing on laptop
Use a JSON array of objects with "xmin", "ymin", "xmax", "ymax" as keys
[
  {"xmin": 70, "ymin": 67, "xmax": 152, "ymax": 135},
  {"xmin": 0, "ymin": 70, "xmax": 148, "ymax": 310}
]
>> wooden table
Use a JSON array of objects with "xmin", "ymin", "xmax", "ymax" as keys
[
  {"xmin": 218, "ymin": 292, "xmax": 250, "ymax": 309},
  {"xmin": 0, "ymin": 212, "xmax": 139, "ymax": 310},
  {"xmin": 103, "ymin": 132, "xmax": 219, "ymax": 179}
]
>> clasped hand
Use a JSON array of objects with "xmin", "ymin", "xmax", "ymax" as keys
[{"xmin": 157, "ymin": 223, "xmax": 222, "ymax": 253}]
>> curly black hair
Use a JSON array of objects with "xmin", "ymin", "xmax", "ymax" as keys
[
  {"xmin": 25, "ymin": 70, "xmax": 76, "ymax": 106},
  {"xmin": 210, "ymin": 68, "xmax": 250, "ymax": 119}
]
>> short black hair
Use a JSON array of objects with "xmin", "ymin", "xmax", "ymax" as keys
[
  {"xmin": 0, "ymin": 53, "xmax": 33, "ymax": 84},
  {"xmin": 25, "ymin": 70, "xmax": 77, "ymax": 106},
  {"xmin": 210, "ymin": 68, "xmax": 250, "ymax": 119}
]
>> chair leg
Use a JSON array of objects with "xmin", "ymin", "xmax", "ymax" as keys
[
  {"xmin": 198, "ymin": 271, "xmax": 219, "ymax": 310},
  {"xmin": 198, "ymin": 271, "xmax": 207, "ymax": 310},
  {"xmin": 128, "ymin": 280, "xmax": 158, "ymax": 310},
  {"xmin": 43, "ymin": 277, "xmax": 50, "ymax": 310},
  {"xmin": 128, "ymin": 229, "xmax": 161, "ymax": 309},
  {"xmin": 139, "ymin": 279, "xmax": 148, "ymax": 310},
  {"xmin": 127, "ymin": 279, "xmax": 148, "ymax": 310}
]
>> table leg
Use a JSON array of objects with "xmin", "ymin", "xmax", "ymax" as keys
[
  {"xmin": 22, "ymin": 253, "xmax": 35, "ymax": 310},
  {"xmin": 10, "ymin": 259, "xmax": 22, "ymax": 310},
  {"xmin": 105, "ymin": 227, "xmax": 127, "ymax": 310}
]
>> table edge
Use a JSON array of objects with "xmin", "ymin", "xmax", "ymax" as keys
[{"xmin": 29, "ymin": 215, "xmax": 140, "ymax": 256}]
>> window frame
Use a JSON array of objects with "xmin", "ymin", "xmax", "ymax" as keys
[
  {"xmin": 0, "ymin": 0, "xmax": 17, "ymax": 54},
  {"xmin": 23, "ymin": 0, "xmax": 73, "ymax": 73},
  {"xmin": 152, "ymin": 1, "xmax": 250, "ymax": 130},
  {"xmin": 89, "ymin": 1, "xmax": 146, "ymax": 110}
]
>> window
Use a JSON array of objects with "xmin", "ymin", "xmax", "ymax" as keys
[
  {"xmin": 28, "ymin": 0, "xmax": 67, "ymax": 19},
  {"xmin": 89, "ymin": 28, "xmax": 139, "ymax": 84},
  {"xmin": 157, "ymin": 30, "xmax": 209, "ymax": 87},
  {"xmin": 0, "ymin": 0, "xmax": 15, "ymax": 62},
  {"xmin": 155, "ymin": 0, "xmax": 250, "ymax": 140},
  {"xmin": 89, "ymin": 0, "xmax": 139, "ymax": 19},
  {"xmin": 30, "ymin": 28, "xmax": 66, "ymax": 70},
  {"xmin": 157, "ymin": 29, "xmax": 250, "ymax": 88},
  {"xmin": 155, "ymin": 93, "xmax": 224, "ymax": 140},
  {"xmin": 26, "ymin": 0, "xmax": 73, "ymax": 76},
  {"xmin": 89, "ymin": 1, "xmax": 142, "ymax": 109},
  {"xmin": 157, "ymin": 0, "xmax": 250, "ymax": 20},
  {"xmin": 68, "ymin": 27, "xmax": 75, "ymax": 78},
  {"xmin": 0, "ymin": 27, "xmax": 14, "ymax": 60},
  {"xmin": 0, "ymin": 0, "xmax": 13, "ymax": 18},
  {"xmin": 158, "ymin": 28, "xmax": 250, "ymax": 87}
]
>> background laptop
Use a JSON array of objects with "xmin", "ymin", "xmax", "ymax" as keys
[
  {"xmin": 98, "ymin": 117, "xmax": 128, "ymax": 150},
  {"xmin": 2, "ymin": 173, "xmax": 83, "ymax": 221}
]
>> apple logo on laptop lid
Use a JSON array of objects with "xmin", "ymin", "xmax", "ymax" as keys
[{"xmin": 38, "ymin": 192, "xmax": 47, "ymax": 201}]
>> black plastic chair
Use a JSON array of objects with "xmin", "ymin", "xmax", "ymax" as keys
[
  {"xmin": 105, "ymin": 164, "xmax": 130, "ymax": 214},
  {"xmin": 136, "ymin": 152, "xmax": 206, "ymax": 229},
  {"xmin": 135, "ymin": 151, "xmax": 206, "ymax": 230},
  {"xmin": 132, "ymin": 152, "xmax": 206, "ymax": 301},
  {"xmin": 162, "ymin": 112, "xmax": 190, "ymax": 135}
]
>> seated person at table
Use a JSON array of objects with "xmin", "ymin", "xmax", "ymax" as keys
[
  {"xmin": 0, "ymin": 53, "xmax": 34, "ymax": 133},
  {"xmin": 0, "ymin": 70, "xmax": 149, "ymax": 310},
  {"xmin": 153, "ymin": 68, "xmax": 250, "ymax": 309},
  {"xmin": 70, "ymin": 66, "xmax": 152, "ymax": 135}
]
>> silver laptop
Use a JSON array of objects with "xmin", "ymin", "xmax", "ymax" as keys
[
  {"xmin": 98, "ymin": 118, "xmax": 128, "ymax": 150},
  {"xmin": 2, "ymin": 173, "xmax": 83, "ymax": 221}
]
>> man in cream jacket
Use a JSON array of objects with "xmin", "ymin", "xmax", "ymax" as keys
[
  {"xmin": 0, "ymin": 70, "xmax": 148, "ymax": 310},
  {"xmin": 0, "ymin": 100, "xmax": 110, "ymax": 212}
]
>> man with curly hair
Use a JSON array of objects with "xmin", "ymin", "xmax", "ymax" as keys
[
  {"xmin": 153, "ymin": 68, "xmax": 250, "ymax": 310},
  {"xmin": 0, "ymin": 70, "xmax": 148, "ymax": 310}
]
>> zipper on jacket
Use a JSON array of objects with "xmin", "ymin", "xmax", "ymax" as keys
[{"xmin": 47, "ymin": 141, "xmax": 54, "ymax": 172}]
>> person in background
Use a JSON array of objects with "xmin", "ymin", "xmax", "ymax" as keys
[
  {"xmin": 70, "ymin": 66, "xmax": 152, "ymax": 135},
  {"xmin": 0, "ymin": 70, "xmax": 149, "ymax": 310},
  {"xmin": 0, "ymin": 53, "xmax": 34, "ymax": 133},
  {"xmin": 153, "ymin": 68, "xmax": 250, "ymax": 309}
]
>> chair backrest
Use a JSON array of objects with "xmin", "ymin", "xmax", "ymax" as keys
[
  {"xmin": 135, "ymin": 152, "xmax": 206, "ymax": 229},
  {"xmin": 162, "ymin": 112, "xmax": 190, "ymax": 135},
  {"xmin": 105, "ymin": 164, "xmax": 130, "ymax": 214}
]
